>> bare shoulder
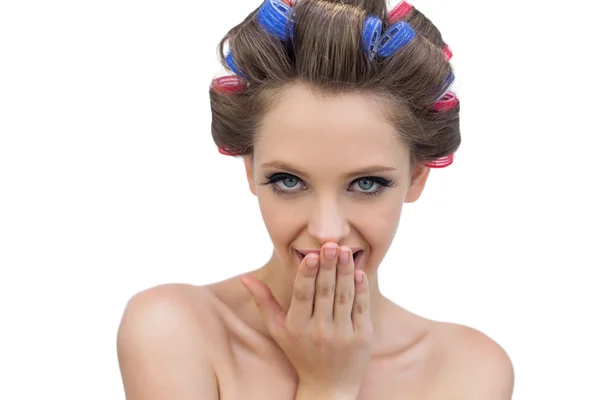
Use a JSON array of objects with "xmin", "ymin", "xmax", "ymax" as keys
[
  {"xmin": 435, "ymin": 322, "xmax": 515, "ymax": 399},
  {"xmin": 117, "ymin": 284, "xmax": 223, "ymax": 399},
  {"xmin": 117, "ymin": 284, "xmax": 221, "ymax": 340}
]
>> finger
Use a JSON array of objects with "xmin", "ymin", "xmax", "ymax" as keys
[
  {"xmin": 240, "ymin": 275, "xmax": 286, "ymax": 335},
  {"xmin": 286, "ymin": 253, "xmax": 320, "ymax": 330},
  {"xmin": 351, "ymin": 270, "xmax": 372, "ymax": 333},
  {"xmin": 312, "ymin": 242, "xmax": 338, "ymax": 322},
  {"xmin": 333, "ymin": 246, "xmax": 356, "ymax": 330}
]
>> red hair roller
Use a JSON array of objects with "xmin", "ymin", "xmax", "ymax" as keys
[
  {"xmin": 424, "ymin": 154, "xmax": 454, "ymax": 168},
  {"xmin": 210, "ymin": 76, "xmax": 247, "ymax": 93},
  {"xmin": 218, "ymin": 146, "xmax": 245, "ymax": 156},
  {"xmin": 442, "ymin": 43, "xmax": 453, "ymax": 61},
  {"xmin": 388, "ymin": 1, "xmax": 413, "ymax": 24},
  {"xmin": 432, "ymin": 91, "xmax": 458, "ymax": 112}
]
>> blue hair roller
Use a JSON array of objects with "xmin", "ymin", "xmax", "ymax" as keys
[
  {"xmin": 377, "ymin": 21, "xmax": 416, "ymax": 58},
  {"xmin": 434, "ymin": 70, "xmax": 455, "ymax": 102},
  {"xmin": 257, "ymin": 0, "xmax": 294, "ymax": 41},
  {"xmin": 361, "ymin": 16, "xmax": 382, "ymax": 61},
  {"xmin": 225, "ymin": 50, "xmax": 245, "ymax": 78}
]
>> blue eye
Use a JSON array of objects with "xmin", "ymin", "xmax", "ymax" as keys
[
  {"xmin": 259, "ymin": 173, "xmax": 397, "ymax": 197},
  {"xmin": 277, "ymin": 175, "xmax": 301, "ymax": 190},
  {"xmin": 355, "ymin": 178, "xmax": 376, "ymax": 191}
]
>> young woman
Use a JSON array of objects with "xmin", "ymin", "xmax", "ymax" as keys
[{"xmin": 117, "ymin": 1, "xmax": 514, "ymax": 398}]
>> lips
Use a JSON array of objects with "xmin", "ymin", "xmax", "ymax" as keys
[{"xmin": 295, "ymin": 249, "xmax": 363, "ymax": 267}]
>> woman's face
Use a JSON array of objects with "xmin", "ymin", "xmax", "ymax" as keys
[{"xmin": 244, "ymin": 83, "xmax": 430, "ymax": 275}]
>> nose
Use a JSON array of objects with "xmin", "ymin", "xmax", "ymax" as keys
[{"xmin": 306, "ymin": 196, "xmax": 351, "ymax": 245}]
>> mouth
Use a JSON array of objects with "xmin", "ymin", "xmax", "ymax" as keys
[{"xmin": 295, "ymin": 249, "xmax": 363, "ymax": 268}]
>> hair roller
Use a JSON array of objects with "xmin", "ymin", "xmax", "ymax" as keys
[
  {"xmin": 442, "ymin": 43, "xmax": 453, "ymax": 61},
  {"xmin": 218, "ymin": 146, "xmax": 246, "ymax": 156},
  {"xmin": 432, "ymin": 91, "xmax": 458, "ymax": 111},
  {"xmin": 210, "ymin": 76, "xmax": 247, "ymax": 94},
  {"xmin": 377, "ymin": 21, "xmax": 416, "ymax": 58},
  {"xmin": 257, "ymin": 0, "xmax": 295, "ymax": 41},
  {"xmin": 362, "ymin": 16, "xmax": 383, "ymax": 61},
  {"xmin": 388, "ymin": 1, "xmax": 413, "ymax": 24},
  {"xmin": 225, "ymin": 50, "xmax": 244, "ymax": 77},
  {"xmin": 424, "ymin": 154, "xmax": 454, "ymax": 168},
  {"xmin": 433, "ymin": 71, "xmax": 455, "ymax": 102}
]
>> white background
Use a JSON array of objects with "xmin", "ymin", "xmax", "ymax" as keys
[{"xmin": 1, "ymin": 0, "xmax": 599, "ymax": 398}]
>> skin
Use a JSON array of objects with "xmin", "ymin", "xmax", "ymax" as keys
[
  {"xmin": 240, "ymin": 83, "xmax": 426, "ymax": 341},
  {"xmin": 117, "ymin": 82, "xmax": 515, "ymax": 399}
]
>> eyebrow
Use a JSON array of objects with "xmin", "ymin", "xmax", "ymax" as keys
[{"xmin": 261, "ymin": 161, "xmax": 397, "ymax": 179}]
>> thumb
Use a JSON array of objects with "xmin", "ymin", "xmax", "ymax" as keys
[{"xmin": 240, "ymin": 275, "xmax": 287, "ymax": 334}]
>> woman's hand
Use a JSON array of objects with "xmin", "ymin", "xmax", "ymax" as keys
[{"xmin": 240, "ymin": 242, "xmax": 373, "ymax": 397}]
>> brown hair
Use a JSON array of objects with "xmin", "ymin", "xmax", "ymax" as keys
[{"xmin": 209, "ymin": 0, "xmax": 460, "ymax": 172}]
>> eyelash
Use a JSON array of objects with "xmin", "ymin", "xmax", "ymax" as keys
[{"xmin": 259, "ymin": 173, "xmax": 398, "ymax": 197}]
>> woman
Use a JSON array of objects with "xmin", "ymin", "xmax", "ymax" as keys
[{"xmin": 117, "ymin": 0, "xmax": 514, "ymax": 398}]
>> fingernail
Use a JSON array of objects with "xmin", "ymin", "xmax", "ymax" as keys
[
  {"xmin": 324, "ymin": 246, "xmax": 337, "ymax": 260},
  {"xmin": 306, "ymin": 256, "xmax": 318, "ymax": 268},
  {"xmin": 240, "ymin": 277, "xmax": 255, "ymax": 295},
  {"xmin": 240, "ymin": 276, "xmax": 250, "ymax": 287},
  {"xmin": 339, "ymin": 249, "xmax": 349, "ymax": 264},
  {"xmin": 355, "ymin": 271, "xmax": 364, "ymax": 283}
]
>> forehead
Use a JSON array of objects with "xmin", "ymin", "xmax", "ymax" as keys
[{"xmin": 255, "ymin": 84, "xmax": 409, "ymax": 171}]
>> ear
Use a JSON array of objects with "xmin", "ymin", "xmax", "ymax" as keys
[
  {"xmin": 404, "ymin": 163, "xmax": 430, "ymax": 203},
  {"xmin": 243, "ymin": 155, "xmax": 257, "ymax": 196}
]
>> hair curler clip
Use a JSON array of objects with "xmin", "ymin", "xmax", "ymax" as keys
[
  {"xmin": 257, "ymin": 0, "xmax": 295, "ymax": 41},
  {"xmin": 210, "ymin": 76, "xmax": 247, "ymax": 93},
  {"xmin": 388, "ymin": 1, "xmax": 413, "ymax": 24},
  {"xmin": 432, "ymin": 91, "xmax": 458, "ymax": 112},
  {"xmin": 424, "ymin": 154, "xmax": 454, "ymax": 168},
  {"xmin": 377, "ymin": 21, "xmax": 416, "ymax": 58},
  {"xmin": 362, "ymin": 16, "xmax": 383, "ymax": 61}
]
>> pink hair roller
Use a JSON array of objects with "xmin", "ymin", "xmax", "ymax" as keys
[
  {"xmin": 442, "ymin": 43, "xmax": 453, "ymax": 61},
  {"xmin": 424, "ymin": 154, "xmax": 454, "ymax": 168},
  {"xmin": 432, "ymin": 91, "xmax": 458, "ymax": 112},
  {"xmin": 210, "ymin": 76, "xmax": 247, "ymax": 94},
  {"xmin": 388, "ymin": 1, "xmax": 413, "ymax": 24}
]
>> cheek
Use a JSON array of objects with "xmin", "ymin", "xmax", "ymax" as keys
[
  {"xmin": 355, "ymin": 201, "xmax": 403, "ymax": 265},
  {"xmin": 360, "ymin": 206, "xmax": 401, "ymax": 247},
  {"xmin": 257, "ymin": 195, "xmax": 299, "ymax": 244},
  {"xmin": 382, "ymin": 204, "xmax": 403, "ymax": 245}
]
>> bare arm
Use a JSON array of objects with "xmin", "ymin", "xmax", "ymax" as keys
[{"xmin": 117, "ymin": 285, "xmax": 219, "ymax": 400}]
